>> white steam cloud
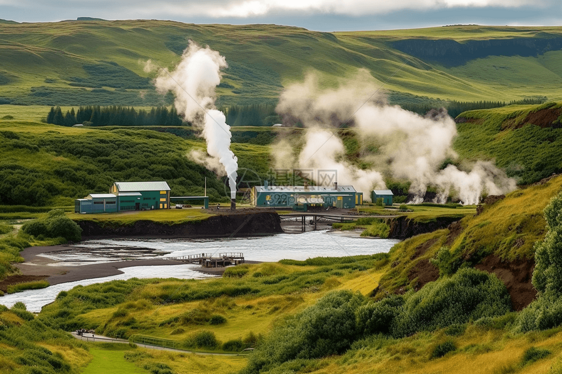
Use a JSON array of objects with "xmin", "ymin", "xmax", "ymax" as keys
[
  {"xmin": 274, "ymin": 71, "xmax": 516, "ymax": 204},
  {"xmin": 153, "ymin": 42, "xmax": 238, "ymax": 199}
]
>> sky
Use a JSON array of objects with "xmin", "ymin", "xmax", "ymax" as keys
[{"xmin": 0, "ymin": 0, "xmax": 561, "ymax": 31}]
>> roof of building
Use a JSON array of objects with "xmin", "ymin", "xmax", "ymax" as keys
[
  {"xmin": 114, "ymin": 181, "xmax": 171, "ymax": 192},
  {"xmin": 118, "ymin": 192, "xmax": 142, "ymax": 197},
  {"xmin": 254, "ymin": 185, "xmax": 356, "ymax": 194},
  {"xmin": 88, "ymin": 194, "xmax": 117, "ymax": 199},
  {"xmin": 373, "ymin": 189, "xmax": 394, "ymax": 196}
]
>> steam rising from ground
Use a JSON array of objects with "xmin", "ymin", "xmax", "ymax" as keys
[
  {"xmin": 274, "ymin": 71, "xmax": 516, "ymax": 204},
  {"xmin": 153, "ymin": 42, "xmax": 238, "ymax": 198}
]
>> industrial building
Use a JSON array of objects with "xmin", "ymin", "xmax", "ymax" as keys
[
  {"xmin": 75, "ymin": 181, "xmax": 171, "ymax": 214},
  {"xmin": 371, "ymin": 189, "xmax": 394, "ymax": 206},
  {"xmin": 251, "ymin": 182, "xmax": 363, "ymax": 210}
]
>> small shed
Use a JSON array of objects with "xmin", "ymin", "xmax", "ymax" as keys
[
  {"xmin": 75, "ymin": 194, "xmax": 118, "ymax": 213},
  {"xmin": 372, "ymin": 190, "xmax": 394, "ymax": 206}
]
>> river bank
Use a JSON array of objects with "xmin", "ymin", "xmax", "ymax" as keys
[{"xmin": 77, "ymin": 211, "xmax": 284, "ymax": 239}]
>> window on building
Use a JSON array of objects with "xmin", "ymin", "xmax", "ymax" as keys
[
  {"xmin": 106, "ymin": 201, "xmax": 116, "ymax": 204},
  {"xmin": 94, "ymin": 202, "xmax": 104, "ymax": 205},
  {"xmin": 160, "ymin": 191, "xmax": 167, "ymax": 195},
  {"xmin": 160, "ymin": 198, "xmax": 166, "ymax": 202}
]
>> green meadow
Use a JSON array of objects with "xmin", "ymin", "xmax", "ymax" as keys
[{"xmin": 1, "ymin": 21, "xmax": 562, "ymax": 108}]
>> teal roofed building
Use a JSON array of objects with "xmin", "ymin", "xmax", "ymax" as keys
[
  {"xmin": 251, "ymin": 182, "xmax": 363, "ymax": 210},
  {"xmin": 75, "ymin": 181, "xmax": 171, "ymax": 214},
  {"xmin": 371, "ymin": 189, "xmax": 394, "ymax": 206}
]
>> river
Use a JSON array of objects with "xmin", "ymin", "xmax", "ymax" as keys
[{"xmin": 1, "ymin": 230, "xmax": 399, "ymax": 312}]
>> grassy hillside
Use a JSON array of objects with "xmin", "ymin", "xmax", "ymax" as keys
[
  {"xmin": 0, "ymin": 174, "xmax": 557, "ymax": 374},
  {"xmin": 454, "ymin": 102, "xmax": 562, "ymax": 185},
  {"xmin": 0, "ymin": 119, "xmax": 272, "ymax": 206},
  {"xmin": 0, "ymin": 21, "xmax": 562, "ymax": 107}
]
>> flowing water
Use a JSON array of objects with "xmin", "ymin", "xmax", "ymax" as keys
[{"xmin": 1, "ymin": 230, "xmax": 400, "ymax": 312}]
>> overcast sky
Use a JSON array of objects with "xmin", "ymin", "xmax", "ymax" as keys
[{"xmin": 1, "ymin": 0, "xmax": 561, "ymax": 31}]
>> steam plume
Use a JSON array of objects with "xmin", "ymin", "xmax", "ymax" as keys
[
  {"xmin": 273, "ymin": 71, "xmax": 516, "ymax": 204},
  {"xmin": 154, "ymin": 42, "xmax": 238, "ymax": 198}
]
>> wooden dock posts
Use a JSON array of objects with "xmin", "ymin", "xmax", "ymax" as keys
[{"xmin": 166, "ymin": 253, "xmax": 245, "ymax": 268}]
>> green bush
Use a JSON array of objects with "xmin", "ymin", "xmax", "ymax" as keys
[
  {"xmin": 360, "ymin": 220, "xmax": 390, "ymax": 238},
  {"xmin": 22, "ymin": 209, "xmax": 82, "ymax": 242},
  {"xmin": 7, "ymin": 280, "xmax": 49, "ymax": 294},
  {"xmin": 0, "ymin": 223, "xmax": 12, "ymax": 235},
  {"xmin": 516, "ymin": 193, "xmax": 562, "ymax": 332},
  {"xmin": 209, "ymin": 315, "xmax": 227, "ymax": 325},
  {"xmin": 243, "ymin": 291, "xmax": 364, "ymax": 373},
  {"xmin": 430, "ymin": 246, "xmax": 460, "ymax": 277},
  {"xmin": 192, "ymin": 331, "xmax": 219, "ymax": 349},
  {"xmin": 223, "ymin": 338, "xmax": 245, "ymax": 352},
  {"xmin": 9, "ymin": 307, "xmax": 34, "ymax": 321},
  {"xmin": 12, "ymin": 301, "xmax": 27, "ymax": 310},
  {"xmin": 357, "ymin": 295, "xmax": 404, "ymax": 335},
  {"xmin": 223, "ymin": 266, "xmax": 250, "ymax": 278},
  {"xmin": 521, "ymin": 347, "xmax": 551, "ymax": 366},
  {"xmin": 431, "ymin": 341, "xmax": 456, "ymax": 359},
  {"xmin": 391, "ymin": 268, "xmax": 511, "ymax": 337},
  {"xmin": 21, "ymin": 220, "xmax": 48, "ymax": 237}
]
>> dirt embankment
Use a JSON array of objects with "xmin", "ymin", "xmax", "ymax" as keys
[
  {"xmin": 77, "ymin": 212, "xmax": 283, "ymax": 239},
  {"xmin": 475, "ymin": 255, "xmax": 536, "ymax": 311},
  {"xmin": 387, "ymin": 216, "xmax": 461, "ymax": 239}
]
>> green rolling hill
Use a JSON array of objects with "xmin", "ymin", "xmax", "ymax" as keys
[{"xmin": 0, "ymin": 21, "xmax": 562, "ymax": 106}]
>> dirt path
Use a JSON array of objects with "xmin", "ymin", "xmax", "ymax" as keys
[{"xmin": 71, "ymin": 332, "xmax": 245, "ymax": 356}]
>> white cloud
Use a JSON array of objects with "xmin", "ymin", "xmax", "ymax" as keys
[
  {"xmin": 2, "ymin": 0, "xmax": 547, "ymax": 19},
  {"xmin": 147, "ymin": 0, "xmax": 546, "ymax": 18}
]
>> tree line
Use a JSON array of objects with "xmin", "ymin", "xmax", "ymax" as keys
[
  {"xmin": 46, "ymin": 106, "xmax": 184, "ymax": 127},
  {"xmin": 223, "ymin": 104, "xmax": 280, "ymax": 126},
  {"xmin": 401, "ymin": 97, "xmax": 547, "ymax": 118}
]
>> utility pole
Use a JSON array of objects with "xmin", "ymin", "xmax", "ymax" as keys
[{"xmin": 204, "ymin": 177, "xmax": 207, "ymax": 197}]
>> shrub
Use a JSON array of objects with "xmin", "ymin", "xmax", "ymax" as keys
[
  {"xmin": 360, "ymin": 220, "xmax": 390, "ymax": 238},
  {"xmin": 223, "ymin": 266, "xmax": 249, "ymax": 278},
  {"xmin": 12, "ymin": 301, "xmax": 27, "ymax": 310},
  {"xmin": 521, "ymin": 347, "xmax": 551, "ymax": 366},
  {"xmin": 244, "ymin": 291, "xmax": 364, "ymax": 373},
  {"xmin": 357, "ymin": 295, "xmax": 404, "ymax": 335},
  {"xmin": 209, "ymin": 315, "xmax": 227, "ymax": 325},
  {"xmin": 431, "ymin": 341, "xmax": 456, "ymax": 359},
  {"xmin": 193, "ymin": 331, "xmax": 219, "ymax": 349},
  {"xmin": 243, "ymin": 331, "xmax": 259, "ymax": 347},
  {"xmin": 47, "ymin": 216, "xmax": 82, "ymax": 242},
  {"xmin": 516, "ymin": 193, "xmax": 562, "ymax": 332},
  {"xmin": 430, "ymin": 246, "xmax": 460, "ymax": 277},
  {"xmin": 223, "ymin": 338, "xmax": 245, "ymax": 352},
  {"xmin": 10, "ymin": 307, "xmax": 34, "ymax": 321},
  {"xmin": 21, "ymin": 220, "xmax": 48, "ymax": 237},
  {"xmin": 22, "ymin": 209, "xmax": 82, "ymax": 242},
  {"xmin": 7, "ymin": 280, "xmax": 49, "ymax": 294},
  {"xmin": 0, "ymin": 223, "xmax": 12, "ymax": 235},
  {"xmin": 399, "ymin": 204, "xmax": 408, "ymax": 211},
  {"xmin": 391, "ymin": 268, "xmax": 511, "ymax": 337}
]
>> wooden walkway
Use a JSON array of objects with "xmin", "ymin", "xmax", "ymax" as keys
[{"xmin": 165, "ymin": 252, "xmax": 245, "ymax": 268}]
